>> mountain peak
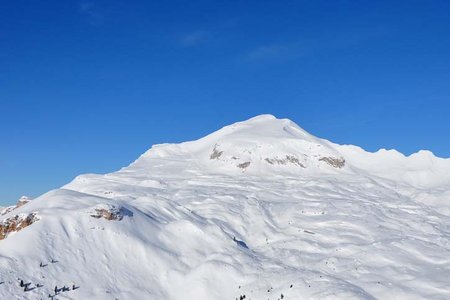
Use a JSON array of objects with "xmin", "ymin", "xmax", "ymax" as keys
[
  {"xmin": 131, "ymin": 115, "xmax": 346, "ymax": 175},
  {"xmin": 196, "ymin": 114, "xmax": 316, "ymax": 144},
  {"xmin": 7, "ymin": 114, "xmax": 446, "ymax": 300},
  {"xmin": 122, "ymin": 115, "xmax": 450, "ymax": 188},
  {"xmin": 243, "ymin": 114, "xmax": 277, "ymax": 122}
]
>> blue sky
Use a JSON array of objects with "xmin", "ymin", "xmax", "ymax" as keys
[{"xmin": 1, "ymin": 0, "xmax": 449, "ymax": 204}]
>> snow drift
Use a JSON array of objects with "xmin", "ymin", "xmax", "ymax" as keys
[{"xmin": 1, "ymin": 114, "xmax": 449, "ymax": 299}]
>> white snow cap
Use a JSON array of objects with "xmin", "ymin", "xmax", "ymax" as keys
[
  {"xmin": 130, "ymin": 114, "xmax": 450, "ymax": 187},
  {"xmin": 131, "ymin": 114, "xmax": 347, "ymax": 176},
  {"xmin": 1, "ymin": 114, "xmax": 449, "ymax": 300}
]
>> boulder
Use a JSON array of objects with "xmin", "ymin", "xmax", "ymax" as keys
[{"xmin": 89, "ymin": 204, "xmax": 124, "ymax": 221}]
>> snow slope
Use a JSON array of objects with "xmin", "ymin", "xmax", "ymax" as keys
[{"xmin": 1, "ymin": 114, "xmax": 450, "ymax": 299}]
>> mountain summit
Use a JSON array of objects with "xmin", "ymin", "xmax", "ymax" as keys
[
  {"xmin": 1, "ymin": 115, "xmax": 450, "ymax": 299},
  {"xmin": 126, "ymin": 114, "xmax": 450, "ymax": 187},
  {"xmin": 130, "ymin": 114, "xmax": 347, "ymax": 176}
]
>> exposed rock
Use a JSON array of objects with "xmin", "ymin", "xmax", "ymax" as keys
[
  {"xmin": 1, "ymin": 196, "xmax": 32, "ymax": 216},
  {"xmin": 319, "ymin": 156, "xmax": 346, "ymax": 168},
  {"xmin": 286, "ymin": 155, "xmax": 305, "ymax": 167},
  {"xmin": 237, "ymin": 162, "xmax": 251, "ymax": 169},
  {"xmin": 210, "ymin": 144, "xmax": 223, "ymax": 160},
  {"xmin": 265, "ymin": 158, "xmax": 283, "ymax": 165},
  {"xmin": 89, "ymin": 204, "xmax": 126, "ymax": 221},
  {"xmin": 0, "ymin": 206, "xmax": 15, "ymax": 216},
  {"xmin": 265, "ymin": 155, "xmax": 305, "ymax": 168},
  {"xmin": 16, "ymin": 196, "xmax": 32, "ymax": 208},
  {"xmin": 0, "ymin": 212, "xmax": 39, "ymax": 240}
]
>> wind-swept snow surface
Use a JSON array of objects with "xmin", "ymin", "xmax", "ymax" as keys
[{"xmin": 1, "ymin": 115, "xmax": 450, "ymax": 299}]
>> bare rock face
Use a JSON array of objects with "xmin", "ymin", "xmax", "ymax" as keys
[
  {"xmin": 89, "ymin": 204, "xmax": 125, "ymax": 221},
  {"xmin": 16, "ymin": 196, "xmax": 31, "ymax": 208},
  {"xmin": 265, "ymin": 155, "xmax": 305, "ymax": 168},
  {"xmin": 1, "ymin": 196, "xmax": 32, "ymax": 216},
  {"xmin": 319, "ymin": 157, "xmax": 346, "ymax": 168},
  {"xmin": 237, "ymin": 162, "xmax": 251, "ymax": 169},
  {"xmin": 0, "ymin": 206, "xmax": 15, "ymax": 216},
  {"xmin": 210, "ymin": 144, "xmax": 223, "ymax": 160},
  {"xmin": 0, "ymin": 212, "xmax": 39, "ymax": 240}
]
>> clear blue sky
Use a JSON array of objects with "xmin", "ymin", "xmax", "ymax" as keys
[{"xmin": 1, "ymin": 0, "xmax": 449, "ymax": 204}]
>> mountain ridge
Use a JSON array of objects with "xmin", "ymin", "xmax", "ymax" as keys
[
  {"xmin": 123, "ymin": 114, "xmax": 450, "ymax": 188},
  {"xmin": 1, "ymin": 115, "xmax": 450, "ymax": 299}
]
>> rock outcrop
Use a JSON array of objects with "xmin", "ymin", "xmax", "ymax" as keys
[
  {"xmin": 210, "ymin": 144, "xmax": 223, "ymax": 160},
  {"xmin": 1, "ymin": 196, "xmax": 32, "ymax": 216},
  {"xmin": 0, "ymin": 212, "xmax": 39, "ymax": 240},
  {"xmin": 265, "ymin": 155, "xmax": 306, "ymax": 167},
  {"xmin": 16, "ymin": 196, "xmax": 31, "ymax": 208},
  {"xmin": 319, "ymin": 156, "xmax": 346, "ymax": 168},
  {"xmin": 89, "ymin": 204, "xmax": 124, "ymax": 221}
]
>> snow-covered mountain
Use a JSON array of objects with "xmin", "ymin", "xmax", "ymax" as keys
[{"xmin": 1, "ymin": 114, "xmax": 450, "ymax": 299}]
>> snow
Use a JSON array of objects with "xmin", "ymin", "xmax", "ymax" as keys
[
  {"xmin": 1, "ymin": 196, "xmax": 33, "ymax": 216},
  {"xmin": 0, "ymin": 114, "xmax": 449, "ymax": 299}
]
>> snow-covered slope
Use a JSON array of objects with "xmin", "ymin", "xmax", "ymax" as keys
[{"xmin": 1, "ymin": 115, "xmax": 450, "ymax": 299}]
